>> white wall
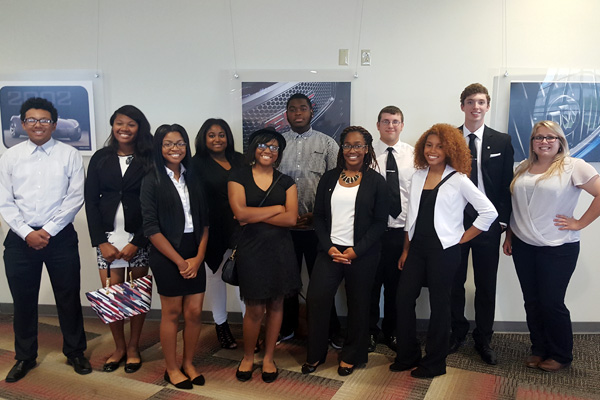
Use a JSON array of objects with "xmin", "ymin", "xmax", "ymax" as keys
[{"xmin": 1, "ymin": 0, "xmax": 599, "ymax": 324}]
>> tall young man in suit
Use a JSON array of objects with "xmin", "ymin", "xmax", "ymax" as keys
[{"xmin": 450, "ymin": 83, "xmax": 514, "ymax": 365}]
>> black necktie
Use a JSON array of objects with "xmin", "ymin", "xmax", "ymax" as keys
[
  {"xmin": 468, "ymin": 133, "xmax": 478, "ymax": 187},
  {"xmin": 386, "ymin": 147, "xmax": 401, "ymax": 218}
]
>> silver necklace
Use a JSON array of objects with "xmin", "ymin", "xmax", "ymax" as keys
[{"xmin": 340, "ymin": 170, "xmax": 360, "ymax": 184}]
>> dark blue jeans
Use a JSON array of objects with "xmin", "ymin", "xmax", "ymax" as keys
[{"xmin": 512, "ymin": 235, "xmax": 579, "ymax": 364}]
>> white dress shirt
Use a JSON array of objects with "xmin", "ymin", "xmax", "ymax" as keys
[
  {"xmin": 510, "ymin": 157, "xmax": 598, "ymax": 247},
  {"xmin": 0, "ymin": 139, "xmax": 84, "ymax": 240},
  {"xmin": 405, "ymin": 165, "xmax": 498, "ymax": 249},
  {"xmin": 165, "ymin": 165, "xmax": 194, "ymax": 233},
  {"xmin": 374, "ymin": 138, "xmax": 415, "ymax": 228}
]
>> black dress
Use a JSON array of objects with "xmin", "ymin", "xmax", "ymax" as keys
[
  {"xmin": 228, "ymin": 166, "xmax": 301, "ymax": 303},
  {"xmin": 193, "ymin": 153, "xmax": 243, "ymax": 272}
]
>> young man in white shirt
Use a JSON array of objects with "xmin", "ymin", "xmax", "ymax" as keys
[
  {"xmin": 0, "ymin": 97, "xmax": 90, "ymax": 382},
  {"xmin": 369, "ymin": 106, "xmax": 414, "ymax": 352},
  {"xmin": 449, "ymin": 83, "xmax": 514, "ymax": 365}
]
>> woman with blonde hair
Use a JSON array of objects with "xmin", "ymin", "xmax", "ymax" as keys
[
  {"xmin": 390, "ymin": 123, "xmax": 497, "ymax": 378},
  {"xmin": 503, "ymin": 120, "xmax": 600, "ymax": 372}
]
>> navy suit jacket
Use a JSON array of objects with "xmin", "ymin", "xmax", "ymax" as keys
[{"xmin": 461, "ymin": 125, "xmax": 514, "ymax": 225}]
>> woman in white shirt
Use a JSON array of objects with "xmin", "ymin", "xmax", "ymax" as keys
[
  {"xmin": 503, "ymin": 120, "xmax": 600, "ymax": 372},
  {"xmin": 390, "ymin": 124, "xmax": 497, "ymax": 378}
]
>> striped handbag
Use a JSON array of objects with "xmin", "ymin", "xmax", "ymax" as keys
[{"xmin": 86, "ymin": 264, "xmax": 153, "ymax": 324}]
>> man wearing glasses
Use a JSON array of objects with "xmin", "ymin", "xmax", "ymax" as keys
[
  {"xmin": 370, "ymin": 106, "xmax": 414, "ymax": 352},
  {"xmin": 449, "ymin": 83, "xmax": 514, "ymax": 364},
  {"xmin": 278, "ymin": 93, "xmax": 341, "ymax": 346},
  {"xmin": 0, "ymin": 97, "xmax": 90, "ymax": 382}
]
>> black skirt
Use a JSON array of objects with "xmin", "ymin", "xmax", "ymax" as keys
[{"xmin": 149, "ymin": 233, "xmax": 206, "ymax": 297}]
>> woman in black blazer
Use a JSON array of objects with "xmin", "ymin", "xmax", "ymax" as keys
[
  {"xmin": 84, "ymin": 105, "xmax": 153, "ymax": 373},
  {"xmin": 140, "ymin": 124, "xmax": 209, "ymax": 389},
  {"xmin": 303, "ymin": 126, "xmax": 388, "ymax": 376}
]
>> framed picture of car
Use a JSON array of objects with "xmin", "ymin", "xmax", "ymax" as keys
[{"xmin": 0, "ymin": 81, "xmax": 96, "ymax": 155}]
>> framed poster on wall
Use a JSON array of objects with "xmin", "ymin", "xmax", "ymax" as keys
[{"xmin": 0, "ymin": 81, "xmax": 96, "ymax": 155}]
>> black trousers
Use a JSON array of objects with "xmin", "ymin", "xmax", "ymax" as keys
[
  {"xmin": 369, "ymin": 228, "xmax": 404, "ymax": 337},
  {"xmin": 281, "ymin": 229, "xmax": 340, "ymax": 337},
  {"xmin": 306, "ymin": 248, "xmax": 379, "ymax": 366},
  {"xmin": 512, "ymin": 236, "xmax": 579, "ymax": 364},
  {"xmin": 451, "ymin": 220, "xmax": 501, "ymax": 345},
  {"xmin": 3, "ymin": 224, "xmax": 87, "ymax": 361},
  {"xmin": 395, "ymin": 238, "xmax": 460, "ymax": 375}
]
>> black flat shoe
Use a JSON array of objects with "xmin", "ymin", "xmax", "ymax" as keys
[
  {"xmin": 301, "ymin": 357, "xmax": 326, "ymax": 374},
  {"xmin": 410, "ymin": 366, "xmax": 445, "ymax": 379},
  {"xmin": 164, "ymin": 371, "xmax": 193, "ymax": 389},
  {"xmin": 337, "ymin": 364, "xmax": 354, "ymax": 376},
  {"xmin": 103, "ymin": 355, "xmax": 126, "ymax": 372},
  {"xmin": 389, "ymin": 359, "xmax": 420, "ymax": 372},
  {"xmin": 5, "ymin": 360, "xmax": 37, "ymax": 383},
  {"xmin": 181, "ymin": 367, "xmax": 205, "ymax": 386},
  {"xmin": 261, "ymin": 363, "xmax": 279, "ymax": 383},
  {"xmin": 236, "ymin": 361, "xmax": 254, "ymax": 382},
  {"xmin": 124, "ymin": 354, "xmax": 142, "ymax": 373}
]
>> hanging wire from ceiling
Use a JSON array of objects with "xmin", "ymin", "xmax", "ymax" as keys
[
  {"xmin": 354, "ymin": 0, "xmax": 365, "ymax": 78},
  {"xmin": 228, "ymin": 0, "xmax": 239, "ymax": 79}
]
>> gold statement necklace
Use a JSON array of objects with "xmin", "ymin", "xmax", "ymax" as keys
[{"xmin": 340, "ymin": 170, "xmax": 361, "ymax": 184}]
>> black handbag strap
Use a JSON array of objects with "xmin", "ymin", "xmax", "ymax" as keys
[
  {"xmin": 433, "ymin": 170, "xmax": 457, "ymax": 190},
  {"xmin": 232, "ymin": 172, "xmax": 283, "ymax": 250}
]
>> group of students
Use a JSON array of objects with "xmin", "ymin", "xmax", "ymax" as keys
[{"xmin": 1, "ymin": 83, "xmax": 598, "ymax": 387}]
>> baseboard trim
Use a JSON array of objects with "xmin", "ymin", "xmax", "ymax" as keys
[{"xmin": 1, "ymin": 304, "xmax": 598, "ymax": 333}]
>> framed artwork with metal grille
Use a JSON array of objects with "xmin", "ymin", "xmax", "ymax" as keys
[{"xmin": 241, "ymin": 81, "xmax": 351, "ymax": 149}]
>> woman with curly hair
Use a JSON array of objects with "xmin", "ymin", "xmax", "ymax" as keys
[
  {"xmin": 503, "ymin": 121, "xmax": 600, "ymax": 371},
  {"xmin": 390, "ymin": 123, "xmax": 497, "ymax": 378},
  {"xmin": 303, "ymin": 126, "xmax": 389, "ymax": 376}
]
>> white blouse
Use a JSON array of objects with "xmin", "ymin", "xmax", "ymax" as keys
[
  {"xmin": 330, "ymin": 181, "xmax": 359, "ymax": 246},
  {"xmin": 510, "ymin": 157, "xmax": 598, "ymax": 247}
]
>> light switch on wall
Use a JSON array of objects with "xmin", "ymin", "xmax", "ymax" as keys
[{"xmin": 339, "ymin": 49, "xmax": 349, "ymax": 66}]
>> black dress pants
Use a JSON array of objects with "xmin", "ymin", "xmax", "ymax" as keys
[
  {"xmin": 281, "ymin": 229, "xmax": 340, "ymax": 337},
  {"xmin": 369, "ymin": 228, "xmax": 404, "ymax": 337},
  {"xmin": 451, "ymin": 220, "xmax": 501, "ymax": 345},
  {"xmin": 306, "ymin": 248, "xmax": 378, "ymax": 366},
  {"xmin": 3, "ymin": 224, "xmax": 87, "ymax": 361},
  {"xmin": 395, "ymin": 239, "xmax": 460, "ymax": 375},
  {"xmin": 512, "ymin": 236, "xmax": 579, "ymax": 364}
]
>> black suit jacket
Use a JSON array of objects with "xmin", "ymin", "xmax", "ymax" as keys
[
  {"xmin": 461, "ymin": 125, "xmax": 514, "ymax": 225},
  {"xmin": 313, "ymin": 167, "xmax": 389, "ymax": 257},
  {"xmin": 140, "ymin": 169, "xmax": 208, "ymax": 248},
  {"xmin": 84, "ymin": 147, "xmax": 149, "ymax": 248}
]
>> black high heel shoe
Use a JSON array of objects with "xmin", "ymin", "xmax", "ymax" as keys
[
  {"xmin": 301, "ymin": 357, "xmax": 326, "ymax": 374},
  {"xmin": 236, "ymin": 361, "xmax": 254, "ymax": 382},
  {"xmin": 181, "ymin": 367, "xmax": 205, "ymax": 386},
  {"xmin": 215, "ymin": 321, "xmax": 238, "ymax": 349},
  {"xmin": 164, "ymin": 370, "xmax": 193, "ymax": 389}
]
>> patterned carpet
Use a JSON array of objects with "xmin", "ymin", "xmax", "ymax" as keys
[{"xmin": 0, "ymin": 314, "xmax": 599, "ymax": 400}]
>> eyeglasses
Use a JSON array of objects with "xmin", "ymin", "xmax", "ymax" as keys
[
  {"xmin": 532, "ymin": 136, "xmax": 558, "ymax": 143},
  {"xmin": 162, "ymin": 141, "xmax": 187, "ymax": 149},
  {"xmin": 257, "ymin": 143, "xmax": 279, "ymax": 152},
  {"xmin": 379, "ymin": 120, "xmax": 402, "ymax": 126},
  {"xmin": 24, "ymin": 118, "xmax": 53, "ymax": 126},
  {"xmin": 341, "ymin": 144, "xmax": 368, "ymax": 151}
]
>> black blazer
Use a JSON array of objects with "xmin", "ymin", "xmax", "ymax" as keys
[
  {"xmin": 313, "ymin": 167, "xmax": 389, "ymax": 257},
  {"xmin": 84, "ymin": 147, "xmax": 148, "ymax": 248},
  {"xmin": 460, "ymin": 125, "xmax": 514, "ymax": 225},
  {"xmin": 140, "ymin": 169, "xmax": 208, "ymax": 248}
]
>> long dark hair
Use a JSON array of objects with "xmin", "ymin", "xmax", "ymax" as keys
[
  {"xmin": 152, "ymin": 124, "xmax": 203, "ymax": 212},
  {"xmin": 194, "ymin": 118, "xmax": 237, "ymax": 162},
  {"xmin": 106, "ymin": 105, "xmax": 153, "ymax": 172},
  {"xmin": 336, "ymin": 126, "xmax": 377, "ymax": 172}
]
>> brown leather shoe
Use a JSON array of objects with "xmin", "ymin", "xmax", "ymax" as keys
[
  {"xmin": 538, "ymin": 358, "xmax": 570, "ymax": 372},
  {"xmin": 525, "ymin": 355, "xmax": 543, "ymax": 368}
]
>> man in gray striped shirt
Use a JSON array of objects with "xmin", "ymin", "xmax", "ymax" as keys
[{"xmin": 278, "ymin": 93, "xmax": 339, "ymax": 344}]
